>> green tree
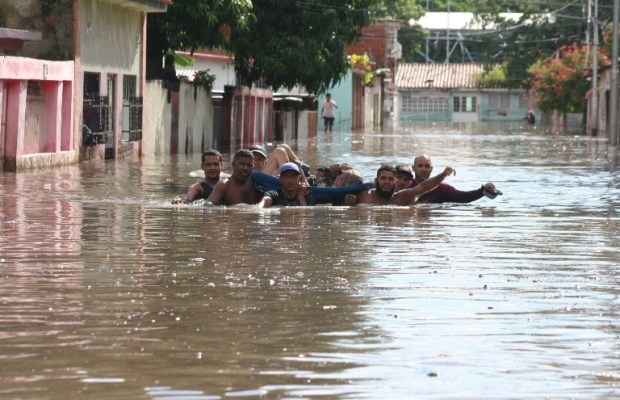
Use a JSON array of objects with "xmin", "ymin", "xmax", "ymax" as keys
[
  {"xmin": 231, "ymin": 0, "xmax": 375, "ymax": 94},
  {"xmin": 147, "ymin": 0, "xmax": 377, "ymax": 95},
  {"xmin": 146, "ymin": 0, "xmax": 252, "ymax": 78},
  {"xmin": 527, "ymin": 43, "xmax": 607, "ymax": 114},
  {"xmin": 371, "ymin": 0, "xmax": 424, "ymax": 20}
]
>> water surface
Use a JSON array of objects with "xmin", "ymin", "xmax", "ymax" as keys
[{"xmin": 1, "ymin": 122, "xmax": 619, "ymax": 399}]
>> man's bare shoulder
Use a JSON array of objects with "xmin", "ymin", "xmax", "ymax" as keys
[
  {"xmin": 356, "ymin": 189, "xmax": 375, "ymax": 204},
  {"xmin": 214, "ymin": 176, "xmax": 230, "ymax": 186}
]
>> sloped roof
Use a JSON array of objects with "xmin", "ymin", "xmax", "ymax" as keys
[{"xmin": 396, "ymin": 63, "xmax": 486, "ymax": 89}]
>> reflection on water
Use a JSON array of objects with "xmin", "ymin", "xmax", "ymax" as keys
[{"xmin": 1, "ymin": 123, "xmax": 620, "ymax": 398}]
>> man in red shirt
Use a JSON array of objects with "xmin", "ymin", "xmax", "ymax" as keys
[{"xmin": 411, "ymin": 154, "xmax": 501, "ymax": 204}]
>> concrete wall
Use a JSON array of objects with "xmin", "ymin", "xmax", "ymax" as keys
[
  {"xmin": 279, "ymin": 110, "xmax": 314, "ymax": 145},
  {"xmin": 143, "ymin": 81, "xmax": 171, "ymax": 155},
  {"xmin": 0, "ymin": 56, "xmax": 75, "ymax": 171},
  {"xmin": 365, "ymin": 76, "xmax": 383, "ymax": 128},
  {"xmin": 143, "ymin": 80, "xmax": 214, "ymax": 156},
  {"xmin": 587, "ymin": 67, "xmax": 611, "ymax": 136},
  {"xmin": 399, "ymin": 88, "xmax": 529, "ymax": 123},
  {"xmin": 178, "ymin": 83, "xmax": 215, "ymax": 153},
  {"xmin": 480, "ymin": 90, "xmax": 530, "ymax": 122}
]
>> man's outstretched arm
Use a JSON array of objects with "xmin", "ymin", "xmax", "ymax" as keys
[{"xmin": 394, "ymin": 167, "xmax": 455, "ymax": 205}]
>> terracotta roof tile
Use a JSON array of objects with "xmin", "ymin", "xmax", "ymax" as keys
[{"xmin": 396, "ymin": 63, "xmax": 487, "ymax": 89}]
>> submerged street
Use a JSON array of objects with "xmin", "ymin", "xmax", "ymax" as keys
[{"xmin": 1, "ymin": 122, "xmax": 619, "ymax": 398}]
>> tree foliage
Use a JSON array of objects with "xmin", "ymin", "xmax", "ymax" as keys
[
  {"xmin": 148, "ymin": 0, "xmax": 377, "ymax": 94},
  {"xmin": 478, "ymin": 63, "xmax": 508, "ymax": 87},
  {"xmin": 526, "ymin": 44, "xmax": 607, "ymax": 115},
  {"xmin": 230, "ymin": 0, "xmax": 374, "ymax": 94},
  {"xmin": 147, "ymin": 0, "xmax": 252, "ymax": 62},
  {"xmin": 370, "ymin": 0, "xmax": 424, "ymax": 21}
]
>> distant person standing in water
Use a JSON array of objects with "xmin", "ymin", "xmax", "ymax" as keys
[
  {"xmin": 526, "ymin": 108, "xmax": 536, "ymax": 125},
  {"xmin": 321, "ymin": 93, "xmax": 338, "ymax": 133}
]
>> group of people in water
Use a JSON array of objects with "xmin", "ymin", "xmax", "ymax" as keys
[{"xmin": 171, "ymin": 143, "xmax": 502, "ymax": 208}]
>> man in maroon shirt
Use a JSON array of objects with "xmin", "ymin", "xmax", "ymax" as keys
[{"xmin": 411, "ymin": 154, "xmax": 501, "ymax": 204}]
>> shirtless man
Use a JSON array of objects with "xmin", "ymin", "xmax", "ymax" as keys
[
  {"xmin": 412, "ymin": 154, "xmax": 501, "ymax": 203},
  {"xmin": 205, "ymin": 149, "xmax": 263, "ymax": 206},
  {"xmin": 346, "ymin": 164, "xmax": 455, "ymax": 206},
  {"xmin": 172, "ymin": 150, "xmax": 223, "ymax": 204}
]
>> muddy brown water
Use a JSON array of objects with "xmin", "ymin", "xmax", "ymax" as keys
[{"xmin": 1, "ymin": 122, "xmax": 619, "ymax": 399}]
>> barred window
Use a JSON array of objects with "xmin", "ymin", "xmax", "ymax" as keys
[
  {"xmin": 403, "ymin": 96, "xmax": 448, "ymax": 113},
  {"xmin": 454, "ymin": 96, "xmax": 477, "ymax": 112}
]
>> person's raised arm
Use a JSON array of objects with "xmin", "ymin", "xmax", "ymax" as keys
[{"xmin": 394, "ymin": 167, "xmax": 455, "ymax": 205}]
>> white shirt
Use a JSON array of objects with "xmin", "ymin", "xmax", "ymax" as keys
[{"xmin": 322, "ymin": 100, "xmax": 338, "ymax": 118}]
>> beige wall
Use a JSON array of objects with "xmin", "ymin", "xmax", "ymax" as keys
[
  {"xmin": 143, "ymin": 81, "xmax": 171, "ymax": 155},
  {"xmin": 79, "ymin": 0, "xmax": 141, "ymax": 76},
  {"xmin": 143, "ymin": 80, "xmax": 214, "ymax": 156},
  {"xmin": 178, "ymin": 83, "xmax": 215, "ymax": 153}
]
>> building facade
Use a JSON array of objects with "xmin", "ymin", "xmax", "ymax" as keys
[
  {"xmin": 0, "ymin": 0, "xmax": 168, "ymax": 171},
  {"xmin": 396, "ymin": 63, "xmax": 530, "ymax": 123}
]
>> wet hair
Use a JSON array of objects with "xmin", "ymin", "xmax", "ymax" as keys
[
  {"xmin": 233, "ymin": 149, "xmax": 254, "ymax": 162},
  {"xmin": 395, "ymin": 165, "xmax": 413, "ymax": 179},
  {"xmin": 202, "ymin": 149, "xmax": 223, "ymax": 163},
  {"xmin": 376, "ymin": 164, "xmax": 396, "ymax": 177},
  {"xmin": 343, "ymin": 169, "xmax": 364, "ymax": 185}
]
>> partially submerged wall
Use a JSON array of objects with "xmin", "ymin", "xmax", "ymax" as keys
[{"xmin": 143, "ymin": 80, "xmax": 214, "ymax": 156}]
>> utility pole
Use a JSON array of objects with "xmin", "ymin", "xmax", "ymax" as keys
[
  {"xmin": 609, "ymin": 0, "xmax": 619, "ymax": 159},
  {"xmin": 445, "ymin": 0, "xmax": 450, "ymax": 64},
  {"xmin": 592, "ymin": 0, "xmax": 599, "ymax": 136}
]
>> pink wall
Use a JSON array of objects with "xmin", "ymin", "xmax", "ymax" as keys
[{"xmin": 0, "ymin": 56, "xmax": 74, "ymax": 171}]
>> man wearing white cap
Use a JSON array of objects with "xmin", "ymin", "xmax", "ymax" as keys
[{"xmin": 258, "ymin": 162, "xmax": 315, "ymax": 207}]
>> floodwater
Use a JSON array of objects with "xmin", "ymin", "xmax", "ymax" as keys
[{"xmin": 1, "ymin": 122, "xmax": 619, "ymax": 399}]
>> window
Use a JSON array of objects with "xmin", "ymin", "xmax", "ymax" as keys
[
  {"xmin": 488, "ymin": 93, "xmax": 511, "ymax": 109},
  {"xmin": 453, "ymin": 96, "xmax": 477, "ymax": 112},
  {"xmin": 402, "ymin": 96, "xmax": 448, "ymax": 113}
]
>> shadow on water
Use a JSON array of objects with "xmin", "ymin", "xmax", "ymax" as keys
[{"xmin": 1, "ymin": 122, "xmax": 620, "ymax": 398}]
